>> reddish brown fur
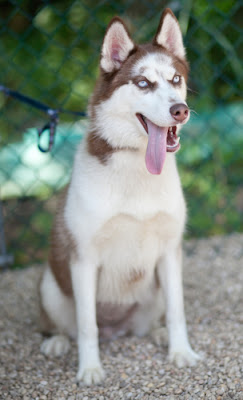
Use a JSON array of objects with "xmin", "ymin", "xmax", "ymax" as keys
[
  {"xmin": 132, "ymin": 74, "xmax": 158, "ymax": 91},
  {"xmin": 127, "ymin": 269, "xmax": 146, "ymax": 285},
  {"xmin": 90, "ymin": 42, "xmax": 188, "ymax": 115},
  {"xmin": 38, "ymin": 272, "xmax": 56, "ymax": 334},
  {"xmin": 87, "ymin": 131, "xmax": 118, "ymax": 164},
  {"xmin": 171, "ymin": 56, "xmax": 189, "ymax": 82},
  {"xmin": 87, "ymin": 130, "xmax": 138, "ymax": 163},
  {"xmin": 48, "ymin": 187, "xmax": 75, "ymax": 297}
]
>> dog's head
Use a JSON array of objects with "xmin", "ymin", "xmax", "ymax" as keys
[{"xmin": 89, "ymin": 9, "xmax": 190, "ymax": 174}]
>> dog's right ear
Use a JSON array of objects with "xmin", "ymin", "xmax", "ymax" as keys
[{"xmin": 100, "ymin": 17, "xmax": 135, "ymax": 73}]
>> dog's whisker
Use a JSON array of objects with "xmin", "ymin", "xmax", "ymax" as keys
[
  {"xmin": 189, "ymin": 109, "xmax": 199, "ymax": 115},
  {"xmin": 187, "ymin": 87, "xmax": 198, "ymax": 94}
]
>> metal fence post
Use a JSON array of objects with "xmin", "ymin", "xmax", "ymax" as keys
[{"xmin": 0, "ymin": 200, "xmax": 14, "ymax": 269}]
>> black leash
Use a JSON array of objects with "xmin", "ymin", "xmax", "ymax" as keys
[{"xmin": 0, "ymin": 85, "xmax": 87, "ymax": 152}]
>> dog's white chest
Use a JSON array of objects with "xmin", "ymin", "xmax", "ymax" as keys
[
  {"xmin": 94, "ymin": 211, "xmax": 179, "ymax": 304},
  {"xmin": 66, "ymin": 149, "xmax": 186, "ymax": 304}
]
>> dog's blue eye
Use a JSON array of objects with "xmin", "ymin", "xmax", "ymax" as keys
[
  {"xmin": 138, "ymin": 80, "xmax": 148, "ymax": 88},
  {"xmin": 173, "ymin": 75, "xmax": 181, "ymax": 84}
]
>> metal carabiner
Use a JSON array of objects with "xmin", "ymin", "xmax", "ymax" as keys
[{"xmin": 37, "ymin": 114, "xmax": 58, "ymax": 153}]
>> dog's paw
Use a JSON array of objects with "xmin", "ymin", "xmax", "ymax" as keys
[
  {"xmin": 76, "ymin": 365, "xmax": 105, "ymax": 385},
  {"xmin": 40, "ymin": 335, "xmax": 70, "ymax": 357},
  {"xmin": 169, "ymin": 346, "xmax": 201, "ymax": 368},
  {"xmin": 150, "ymin": 326, "xmax": 168, "ymax": 346}
]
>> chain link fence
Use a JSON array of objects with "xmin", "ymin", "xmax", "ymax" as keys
[{"xmin": 0, "ymin": 0, "xmax": 242, "ymax": 268}]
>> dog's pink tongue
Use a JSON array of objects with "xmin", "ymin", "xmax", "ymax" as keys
[{"xmin": 145, "ymin": 119, "xmax": 167, "ymax": 174}]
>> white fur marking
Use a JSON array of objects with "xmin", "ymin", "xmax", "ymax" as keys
[
  {"xmin": 158, "ymin": 252, "xmax": 200, "ymax": 367},
  {"xmin": 71, "ymin": 258, "xmax": 105, "ymax": 384},
  {"xmin": 133, "ymin": 53, "xmax": 175, "ymax": 82}
]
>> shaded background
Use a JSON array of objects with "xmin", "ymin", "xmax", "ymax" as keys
[{"xmin": 0, "ymin": 0, "xmax": 242, "ymax": 267}]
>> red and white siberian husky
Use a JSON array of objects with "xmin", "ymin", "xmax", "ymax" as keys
[{"xmin": 39, "ymin": 8, "xmax": 200, "ymax": 385}]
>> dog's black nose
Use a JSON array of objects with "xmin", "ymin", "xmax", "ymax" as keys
[{"xmin": 170, "ymin": 103, "xmax": 189, "ymax": 122}]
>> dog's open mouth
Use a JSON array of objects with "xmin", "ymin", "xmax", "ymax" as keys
[
  {"xmin": 136, "ymin": 113, "xmax": 180, "ymax": 152},
  {"xmin": 136, "ymin": 113, "xmax": 180, "ymax": 175}
]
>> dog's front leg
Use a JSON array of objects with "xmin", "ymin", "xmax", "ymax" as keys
[
  {"xmin": 158, "ymin": 246, "xmax": 200, "ymax": 368},
  {"xmin": 71, "ymin": 256, "xmax": 105, "ymax": 385}
]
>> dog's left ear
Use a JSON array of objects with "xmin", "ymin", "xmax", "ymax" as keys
[
  {"xmin": 154, "ymin": 8, "xmax": 185, "ymax": 59},
  {"xmin": 100, "ymin": 17, "xmax": 135, "ymax": 73}
]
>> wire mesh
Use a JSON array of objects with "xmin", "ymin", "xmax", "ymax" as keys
[{"xmin": 0, "ymin": 0, "xmax": 242, "ymax": 267}]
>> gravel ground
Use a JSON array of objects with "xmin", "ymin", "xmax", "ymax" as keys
[{"xmin": 0, "ymin": 234, "xmax": 242, "ymax": 400}]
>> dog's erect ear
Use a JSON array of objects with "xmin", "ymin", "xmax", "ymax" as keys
[
  {"xmin": 100, "ymin": 17, "xmax": 135, "ymax": 73},
  {"xmin": 154, "ymin": 8, "xmax": 185, "ymax": 59}
]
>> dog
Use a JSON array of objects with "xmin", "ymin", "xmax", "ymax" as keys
[{"xmin": 39, "ymin": 8, "xmax": 200, "ymax": 385}]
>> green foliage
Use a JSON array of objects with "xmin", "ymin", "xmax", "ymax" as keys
[
  {"xmin": 0, "ymin": 0, "xmax": 242, "ymax": 267},
  {"xmin": 1, "ymin": 0, "xmax": 241, "ymax": 139}
]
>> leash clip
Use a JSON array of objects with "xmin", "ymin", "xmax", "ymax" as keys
[
  {"xmin": 37, "ymin": 110, "xmax": 59, "ymax": 153},
  {"xmin": 1, "ymin": 83, "xmax": 87, "ymax": 152}
]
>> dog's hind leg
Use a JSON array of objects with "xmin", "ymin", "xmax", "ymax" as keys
[
  {"xmin": 131, "ymin": 286, "xmax": 165, "ymax": 337},
  {"xmin": 39, "ymin": 267, "xmax": 76, "ymax": 357}
]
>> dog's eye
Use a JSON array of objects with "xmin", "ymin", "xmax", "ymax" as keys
[
  {"xmin": 172, "ymin": 75, "xmax": 181, "ymax": 84},
  {"xmin": 138, "ymin": 80, "xmax": 149, "ymax": 88}
]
